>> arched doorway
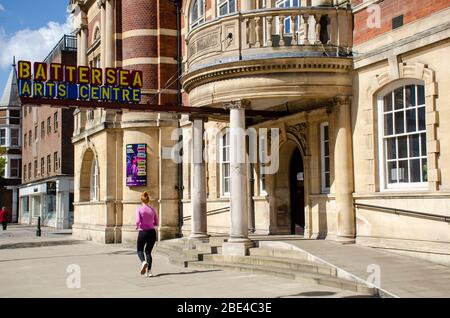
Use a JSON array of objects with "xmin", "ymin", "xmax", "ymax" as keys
[{"xmin": 290, "ymin": 148, "xmax": 305, "ymax": 235}]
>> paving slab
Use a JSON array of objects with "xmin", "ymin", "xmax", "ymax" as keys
[
  {"xmin": 0, "ymin": 242, "xmax": 370, "ymax": 298},
  {"xmin": 276, "ymin": 239, "xmax": 450, "ymax": 298}
]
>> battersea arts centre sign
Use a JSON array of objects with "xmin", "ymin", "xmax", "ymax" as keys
[{"xmin": 17, "ymin": 61, "xmax": 143, "ymax": 103}]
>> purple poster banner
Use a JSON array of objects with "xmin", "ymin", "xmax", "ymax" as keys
[{"xmin": 126, "ymin": 144, "xmax": 147, "ymax": 187}]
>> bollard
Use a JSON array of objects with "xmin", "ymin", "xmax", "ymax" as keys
[{"xmin": 36, "ymin": 216, "xmax": 41, "ymax": 237}]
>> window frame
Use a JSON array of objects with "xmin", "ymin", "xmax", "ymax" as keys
[
  {"xmin": 0, "ymin": 128, "xmax": 6, "ymax": 146},
  {"xmin": 275, "ymin": 0, "xmax": 301, "ymax": 35},
  {"xmin": 377, "ymin": 79, "xmax": 428, "ymax": 191},
  {"xmin": 217, "ymin": 0, "xmax": 236, "ymax": 17},
  {"xmin": 320, "ymin": 122, "xmax": 331, "ymax": 194},
  {"xmin": 219, "ymin": 129, "xmax": 231, "ymax": 197},
  {"xmin": 189, "ymin": 0, "xmax": 205, "ymax": 31}
]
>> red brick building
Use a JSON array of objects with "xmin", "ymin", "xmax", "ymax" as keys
[
  {"xmin": 19, "ymin": 35, "xmax": 77, "ymax": 229},
  {"xmin": 0, "ymin": 64, "xmax": 22, "ymax": 223}
]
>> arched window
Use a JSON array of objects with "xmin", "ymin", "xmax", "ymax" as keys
[
  {"xmin": 378, "ymin": 82, "xmax": 427, "ymax": 189},
  {"xmin": 217, "ymin": 0, "xmax": 236, "ymax": 17},
  {"xmin": 90, "ymin": 159, "xmax": 99, "ymax": 201},
  {"xmin": 220, "ymin": 129, "xmax": 230, "ymax": 196},
  {"xmin": 190, "ymin": 0, "xmax": 205, "ymax": 30}
]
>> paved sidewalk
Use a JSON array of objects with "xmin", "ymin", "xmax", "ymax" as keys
[
  {"xmin": 0, "ymin": 242, "xmax": 369, "ymax": 298},
  {"xmin": 277, "ymin": 239, "xmax": 450, "ymax": 298},
  {"xmin": 0, "ymin": 224, "xmax": 80, "ymax": 249}
]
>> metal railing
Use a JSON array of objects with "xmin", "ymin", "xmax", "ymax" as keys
[
  {"xmin": 44, "ymin": 35, "xmax": 77, "ymax": 64},
  {"xmin": 183, "ymin": 206, "xmax": 230, "ymax": 221},
  {"xmin": 354, "ymin": 203, "xmax": 450, "ymax": 223}
]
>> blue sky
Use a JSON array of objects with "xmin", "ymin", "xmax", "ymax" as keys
[{"xmin": 0, "ymin": 0, "xmax": 73, "ymax": 94}]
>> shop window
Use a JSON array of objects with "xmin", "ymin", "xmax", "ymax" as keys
[
  {"xmin": 217, "ymin": 0, "xmax": 236, "ymax": 17},
  {"xmin": 220, "ymin": 129, "xmax": 231, "ymax": 197},
  {"xmin": 190, "ymin": 0, "xmax": 205, "ymax": 30},
  {"xmin": 21, "ymin": 196, "xmax": 30, "ymax": 215},
  {"xmin": 379, "ymin": 83, "xmax": 427, "ymax": 189},
  {"xmin": 320, "ymin": 122, "xmax": 330, "ymax": 193}
]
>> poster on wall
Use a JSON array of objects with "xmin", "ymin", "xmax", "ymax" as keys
[{"xmin": 126, "ymin": 144, "xmax": 147, "ymax": 187}]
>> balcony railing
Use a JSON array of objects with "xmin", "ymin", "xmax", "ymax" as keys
[
  {"xmin": 186, "ymin": 7, "xmax": 353, "ymax": 72},
  {"xmin": 44, "ymin": 35, "xmax": 77, "ymax": 64}
]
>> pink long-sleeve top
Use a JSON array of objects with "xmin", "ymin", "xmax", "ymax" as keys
[{"xmin": 135, "ymin": 204, "xmax": 159, "ymax": 231}]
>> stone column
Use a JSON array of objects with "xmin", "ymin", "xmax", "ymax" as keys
[
  {"xmin": 97, "ymin": 0, "xmax": 106, "ymax": 68},
  {"xmin": 105, "ymin": 0, "xmax": 115, "ymax": 67},
  {"xmin": 241, "ymin": 0, "xmax": 255, "ymax": 11},
  {"xmin": 222, "ymin": 100, "xmax": 254, "ymax": 256},
  {"xmin": 333, "ymin": 96, "xmax": 355, "ymax": 243},
  {"xmin": 79, "ymin": 24, "xmax": 88, "ymax": 66},
  {"xmin": 189, "ymin": 116, "xmax": 208, "ymax": 241}
]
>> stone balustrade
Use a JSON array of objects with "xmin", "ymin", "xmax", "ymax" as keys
[{"xmin": 185, "ymin": 7, "xmax": 353, "ymax": 73}]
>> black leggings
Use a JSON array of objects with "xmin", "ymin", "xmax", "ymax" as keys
[
  {"xmin": 2, "ymin": 222, "xmax": 6, "ymax": 230},
  {"xmin": 137, "ymin": 229, "xmax": 156, "ymax": 270}
]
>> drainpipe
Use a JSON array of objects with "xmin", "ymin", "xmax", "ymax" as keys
[{"xmin": 170, "ymin": 0, "xmax": 184, "ymax": 237}]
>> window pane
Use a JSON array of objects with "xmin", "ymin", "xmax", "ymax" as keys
[
  {"xmin": 418, "ymin": 85, "xmax": 425, "ymax": 105},
  {"xmin": 229, "ymin": 0, "xmax": 236, "ymax": 13},
  {"xmin": 395, "ymin": 111, "xmax": 405, "ymax": 134},
  {"xmin": 394, "ymin": 87, "xmax": 404, "ymax": 110},
  {"xmin": 406, "ymin": 109, "xmax": 416, "ymax": 133},
  {"xmin": 410, "ymin": 159, "xmax": 421, "ymax": 183},
  {"xmin": 398, "ymin": 136, "xmax": 407, "ymax": 159},
  {"xmin": 405, "ymin": 85, "xmax": 416, "ymax": 107},
  {"xmin": 409, "ymin": 134, "xmax": 420, "ymax": 157},
  {"xmin": 418, "ymin": 107, "xmax": 425, "ymax": 131},
  {"xmin": 398, "ymin": 160, "xmax": 409, "ymax": 183},
  {"xmin": 384, "ymin": 113, "xmax": 393, "ymax": 136},
  {"xmin": 224, "ymin": 163, "xmax": 230, "ymax": 178},
  {"xmin": 324, "ymin": 141, "xmax": 329, "ymax": 156},
  {"xmin": 386, "ymin": 138, "xmax": 396, "ymax": 160},
  {"xmin": 325, "ymin": 173, "xmax": 330, "ymax": 188},
  {"xmin": 422, "ymin": 158, "xmax": 428, "ymax": 182},
  {"xmin": 219, "ymin": 4, "xmax": 227, "ymax": 15},
  {"xmin": 383, "ymin": 93, "xmax": 392, "ymax": 112},
  {"xmin": 420, "ymin": 133, "xmax": 427, "ymax": 157},
  {"xmin": 388, "ymin": 161, "xmax": 397, "ymax": 183},
  {"xmin": 324, "ymin": 157, "xmax": 330, "ymax": 172},
  {"xmin": 324, "ymin": 125, "xmax": 329, "ymax": 140}
]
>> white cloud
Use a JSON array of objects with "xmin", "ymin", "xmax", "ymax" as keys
[
  {"xmin": 0, "ymin": 14, "xmax": 75, "ymax": 69},
  {"xmin": 0, "ymin": 4, "xmax": 5, "ymax": 12}
]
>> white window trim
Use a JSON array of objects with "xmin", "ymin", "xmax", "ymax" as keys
[
  {"xmin": 190, "ymin": 0, "xmax": 205, "ymax": 31},
  {"xmin": 0, "ymin": 128, "xmax": 6, "ymax": 146},
  {"xmin": 217, "ymin": 0, "xmax": 237, "ymax": 18},
  {"xmin": 219, "ymin": 129, "xmax": 230, "ymax": 197},
  {"xmin": 377, "ymin": 79, "xmax": 428, "ymax": 192},
  {"xmin": 90, "ymin": 159, "xmax": 99, "ymax": 202},
  {"xmin": 2, "ymin": 154, "xmax": 22, "ymax": 179},
  {"xmin": 320, "ymin": 122, "xmax": 330, "ymax": 194}
]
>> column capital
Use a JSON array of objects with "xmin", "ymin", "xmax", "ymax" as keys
[
  {"xmin": 188, "ymin": 114, "xmax": 209, "ymax": 123},
  {"xmin": 223, "ymin": 99, "xmax": 251, "ymax": 110},
  {"xmin": 333, "ymin": 95, "xmax": 352, "ymax": 107},
  {"xmin": 96, "ymin": 0, "xmax": 106, "ymax": 9}
]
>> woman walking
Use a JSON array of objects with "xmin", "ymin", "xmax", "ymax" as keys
[
  {"xmin": 136, "ymin": 192, "xmax": 159, "ymax": 277},
  {"xmin": 0, "ymin": 207, "xmax": 7, "ymax": 231}
]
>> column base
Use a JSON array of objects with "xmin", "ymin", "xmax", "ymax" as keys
[
  {"xmin": 222, "ymin": 239, "xmax": 254, "ymax": 256},
  {"xmin": 187, "ymin": 234, "xmax": 209, "ymax": 250},
  {"xmin": 336, "ymin": 235, "xmax": 356, "ymax": 244}
]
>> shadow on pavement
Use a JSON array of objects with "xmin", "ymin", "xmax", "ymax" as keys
[{"xmin": 153, "ymin": 270, "xmax": 222, "ymax": 278}]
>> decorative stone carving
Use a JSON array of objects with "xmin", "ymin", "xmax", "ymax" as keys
[
  {"xmin": 223, "ymin": 99, "xmax": 251, "ymax": 110},
  {"xmin": 287, "ymin": 122, "xmax": 308, "ymax": 155}
]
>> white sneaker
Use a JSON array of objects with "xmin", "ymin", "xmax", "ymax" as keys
[{"xmin": 140, "ymin": 261, "xmax": 148, "ymax": 275}]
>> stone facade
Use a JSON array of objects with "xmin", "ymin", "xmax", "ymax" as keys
[{"xmin": 70, "ymin": 0, "xmax": 180, "ymax": 243}]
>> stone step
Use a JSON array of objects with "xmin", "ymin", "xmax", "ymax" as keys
[
  {"xmin": 249, "ymin": 247, "xmax": 310, "ymax": 261},
  {"xmin": 202, "ymin": 254, "xmax": 337, "ymax": 276},
  {"xmin": 195, "ymin": 243, "xmax": 222, "ymax": 254},
  {"xmin": 187, "ymin": 261, "xmax": 376, "ymax": 296},
  {"xmin": 209, "ymin": 236, "xmax": 228, "ymax": 246}
]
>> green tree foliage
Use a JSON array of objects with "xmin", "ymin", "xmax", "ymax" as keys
[{"xmin": 0, "ymin": 147, "xmax": 6, "ymax": 177}]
